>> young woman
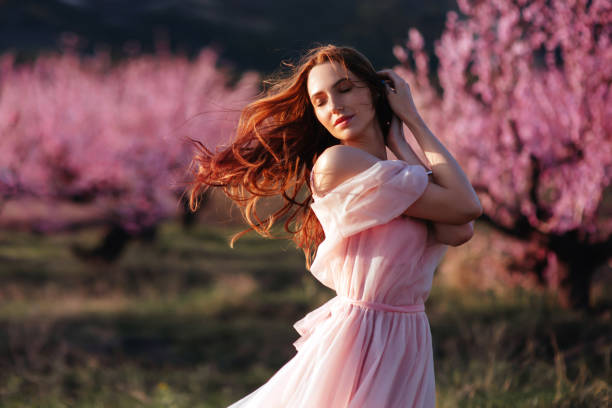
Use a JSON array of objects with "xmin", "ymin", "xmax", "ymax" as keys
[{"xmin": 188, "ymin": 44, "xmax": 482, "ymax": 408}]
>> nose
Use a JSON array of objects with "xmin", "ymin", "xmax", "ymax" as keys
[{"xmin": 328, "ymin": 95, "xmax": 344, "ymax": 113}]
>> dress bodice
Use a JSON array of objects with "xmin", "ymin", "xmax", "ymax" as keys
[{"xmin": 308, "ymin": 159, "xmax": 448, "ymax": 306}]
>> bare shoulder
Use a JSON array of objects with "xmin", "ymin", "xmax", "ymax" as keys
[{"xmin": 312, "ymin": 145, "xmax": 381, "ymax": 195}]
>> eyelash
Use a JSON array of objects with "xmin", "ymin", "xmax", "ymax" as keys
[{"xmin": 315, "ymin": 85, "xmax": 352, "ymax": 107}]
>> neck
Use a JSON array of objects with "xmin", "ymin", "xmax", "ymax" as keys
[{"xmin": 341, "ymin": 121, "xmax": 387, "ymax": 160}]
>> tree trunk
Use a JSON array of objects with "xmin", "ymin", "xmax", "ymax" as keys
[
  {"xmin": 482, "ymin": 215, "xmax": 611, "ymax": 312},
  {"xmin": 556, "ymin": 265, "xmax": 595, "ymax": 311},
  {"xmin": 551, "ymin": 230, "xmax": 612, "ymax": 312},
  {"xmin": 71, "ymin": 223, "xmax": 131, "ymax": 263}
]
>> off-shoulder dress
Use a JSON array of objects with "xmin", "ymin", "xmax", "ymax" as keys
[{"xmin": 227, "ymin": 159, "xmax": 448, "ymax": 408}]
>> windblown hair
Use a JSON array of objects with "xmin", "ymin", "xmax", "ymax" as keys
[{"xmin": 187, "ymin": 44, "xmax": 393, "ymax": 268}]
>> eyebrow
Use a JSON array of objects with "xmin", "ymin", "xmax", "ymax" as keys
[{"xmin": 309, "ymin": 78, "xmax": 350, "ymax": 100}]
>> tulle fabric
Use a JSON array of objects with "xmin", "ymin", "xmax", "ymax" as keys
[{"xmin": 227, "ymin": 160, "xmax": 447, "ymax": 408}]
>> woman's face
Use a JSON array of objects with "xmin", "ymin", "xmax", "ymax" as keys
[{"xmin": 306, "ymin": 61, "xmax": 377, "ymax": 142}]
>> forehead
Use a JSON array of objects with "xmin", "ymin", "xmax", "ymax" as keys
[{"xmin": 307, "ymin": 61, "xmax": 358, "ymax": 96}]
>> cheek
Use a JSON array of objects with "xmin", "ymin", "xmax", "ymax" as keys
[
  {"xmin": 356, "ymin": 98, "xmax": 376, "ymax": 119},
  {"xmin": 315, "ymin": 108, "xmax": 334, "ymax": 128},
  {"xmin": 355, "ymin": 91, "xmax": 375, "ymax": 111},
  {"xmin": 313, "ymin": 110, "xmax": 327, "ymax": 126}
]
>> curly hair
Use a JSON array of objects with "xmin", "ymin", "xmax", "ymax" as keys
[{"xmin": 186, "ymin": 44, "xmax": 393, "ymax": 268}]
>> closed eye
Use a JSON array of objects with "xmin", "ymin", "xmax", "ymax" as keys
[
  {"xmin": 338, "ymin": 79, "xmax": 353, "ymax": 93},
  {"xmin": 312, "ymin": 80, "xmax": 352, "ymax": 107}
]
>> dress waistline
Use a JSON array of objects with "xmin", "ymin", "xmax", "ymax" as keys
[
  {"xmin": 337, "ymin": 295, "xmax": 425, "ymax": 313},
  {"xmin": 293, "ymin": 295, "xmax": 425, "ymax": 352}
]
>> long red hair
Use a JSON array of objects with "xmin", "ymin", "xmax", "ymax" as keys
[{"xmin": 187, "ymin": 44, "xmax": 392, "ymax": 268}]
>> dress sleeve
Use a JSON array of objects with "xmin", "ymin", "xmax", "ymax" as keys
[{"xmin": 310, "ymin": 160, "xmax": 428, "ymax": 238}]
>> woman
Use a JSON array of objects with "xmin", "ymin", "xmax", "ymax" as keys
[{"xmin": 188, "ymin": 45, "xmax": 482, "ymax": 407}]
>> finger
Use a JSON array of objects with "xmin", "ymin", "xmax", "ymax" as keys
[
  {"xmin": 378, "ymin": 72, "xmax": 398, "ymax": 92},
  {"xmin": 384, "ymin": 82, "xmax": 397, "ymax": 94},
  {"xmin": 377, "ymin": 69, "xmax": 399, "ymax": 79},
  {"xmin": 376, "ymin": 70, "xmax": 394, "ymax": 82},
  {"xmin": 379, "ymin": 75, "xmax": 393, "ymax": 87}
]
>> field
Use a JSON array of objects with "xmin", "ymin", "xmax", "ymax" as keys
[{"xmin": 0, "ymin": 219, "xmax": 610, "ymax": 407}]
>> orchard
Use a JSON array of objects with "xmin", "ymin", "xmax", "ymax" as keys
[{"xmin": 0, "ymin": 0, "xmax": 610, "ymax": 308}]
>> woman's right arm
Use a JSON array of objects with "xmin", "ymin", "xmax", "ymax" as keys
[{"xmin": 386, "ymin": 115, "xmax": 478, "ymax": 244}]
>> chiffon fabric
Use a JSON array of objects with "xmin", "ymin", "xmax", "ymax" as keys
[{"xmin": 227, "ymin": 159, "xmax": 448, "ymax": 408}]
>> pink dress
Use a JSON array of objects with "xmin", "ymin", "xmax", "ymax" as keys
[{"xmin": 227, "ymin": 159, "xmax": 448, "ymax": 408}]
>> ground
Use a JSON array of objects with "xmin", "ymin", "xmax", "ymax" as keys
[{"xmin": 0, "ymin": 220, "xmax": 609, "ymax": 407}]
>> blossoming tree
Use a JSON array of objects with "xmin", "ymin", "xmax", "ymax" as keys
[
  {"xmin": 0, "ymin": 42, "xmax": 258, "ymax": 260},
  {"xmin": 393, "ymin": 0, "xmax": 611, "ymax": 309}
]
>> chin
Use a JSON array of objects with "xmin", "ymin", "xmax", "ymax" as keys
[
  {"xmin": 333, "ymin": 125, "xmax": 367, "ymax": 141},
  {"xmin": 331, "ymin": 131, "xmax": 357, "ymax": 143}
]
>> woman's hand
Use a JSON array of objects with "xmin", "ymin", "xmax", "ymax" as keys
[{"xmin": 377, "ymin": 69, "xmax": 421, "ymax": 125}]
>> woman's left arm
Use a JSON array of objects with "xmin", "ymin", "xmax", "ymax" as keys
[
  {"xmin": 385, "ymin": 114, "xmax": 477, "ymax": 246},
  {"xmin": 379, "ymin": 69, "xmax": 482, "ymax": 225},
  {"xmin": 427, "ymin": 219, "xmax": 475, "ymax": 246}
]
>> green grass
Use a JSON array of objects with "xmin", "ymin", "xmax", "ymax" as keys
[{"xmin": 0, "ymin": 221, "xmax": 609, "ymax": 407}]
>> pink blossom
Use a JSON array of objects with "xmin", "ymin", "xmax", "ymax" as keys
[
  {"xmin": 0, "ymin": 46, "xmax": 259, "ymax": 233},
  {"xmin": 393, "ymin": 0, "xmax": 612, "ymax": 300}
]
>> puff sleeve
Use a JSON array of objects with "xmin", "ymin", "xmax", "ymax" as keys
[{"xmin": 310, "ymin": 160, "xmax": 428, "ymax": 239}]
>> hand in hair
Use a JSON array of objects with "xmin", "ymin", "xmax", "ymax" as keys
[{"xmin": 377, "ymin": 69, "xmax": 421, "ymax": 125}]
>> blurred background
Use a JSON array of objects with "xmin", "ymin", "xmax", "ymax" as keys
[{"xmin": 0, "ymin": 0, "xmax": 610, "ymax": 406}]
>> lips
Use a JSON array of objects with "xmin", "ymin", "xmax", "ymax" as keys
[{"xmin": 334, "ymin": 115, "xmax": 354, "ymax": 127}]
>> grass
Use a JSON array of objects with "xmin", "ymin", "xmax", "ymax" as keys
[{"xmin": 0, "ymin": 220, "xmax": 610, "ymax": 407}]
